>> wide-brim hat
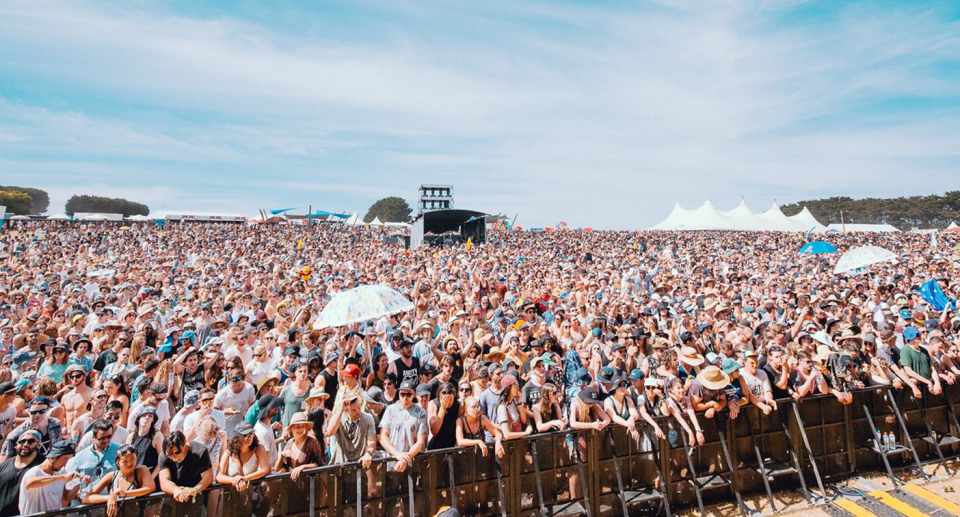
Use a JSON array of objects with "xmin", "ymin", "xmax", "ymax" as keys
[
  {"xmin": 813, "ymin": 344, "xmax": 833, "ymax": 364},
  {"xmin": 697, "ymin": 366, "xmax": 730, "ymax": 390},
  {"xmin": 484, "ymin": 347, "xmax": 506, "ymax": 363},
  {"xmin": 679, "ymin": 346, "xmax": 704, "ymax": 366},
  {"xmin": 286, "ymin": 412, "xmax": 312, "ymax": 430},
  {"xmin": 305, "ymin": 387, "xmax": 330, "ymax": 402}
]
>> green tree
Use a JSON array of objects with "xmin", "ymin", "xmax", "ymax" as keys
[
  {"xmin": 65, "ymin": 195, "xmax": 150, "ymax": 217},
  {"xmin": 782, "ymin": 191, "xmax": 960, "ymax": 230},
  {"xmin": 363, "ymin": 196, "xmax": 412, "ymax": 223},
  {"xmin": 0, "ymin": 189, "xmax": 33, "ymax": 215},
  {"xmin": 0, "ymin": 186, "xmax": 49, "ymax": 214}
]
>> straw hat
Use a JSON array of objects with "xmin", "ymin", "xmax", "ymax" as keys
[
  {"xmin": 679, "ymin": 346, "xmax": 704, "ymax": 366},
  {"xmin": 484, "ymin": 347, "xmax": 506, "ymax": 363},
  {"xmin": 696, "ymin": 366, "xmax": 730, "ymax": 390},
  {"xmin": 836, "ymin": 329, "xmax": 862, "ymax": 344},
  {"xmin": 286, "ymin": 412, "xmax": 312, "ymax": 430},
  {"xmin": 813, "ymin": 345, "xmax": 833, "ymax": 364}
]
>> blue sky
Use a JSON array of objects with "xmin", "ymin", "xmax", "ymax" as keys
[{"xmin": 1, "ymin": 0, "xmax": 959, "ymax": 228}]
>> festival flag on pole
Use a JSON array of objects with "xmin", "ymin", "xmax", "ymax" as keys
[
  {"xmin": 297, "ymin": 239, "xmax": 303, "ymax": 250},
  {"xmin": 466, "ymin": 238, "xmax": 472, "ymax": 250}
]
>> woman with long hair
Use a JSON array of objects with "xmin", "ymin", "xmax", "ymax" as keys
[
  {"xmin": 275, "ymin": 412, "xmax": 322, "ymax": 480},
  {"xmin": 532, "ymin": 383, "xmax": 567, "ymax": 433},
  {"xmin": 603, "ymin": 378, "xmax": 642, "ymax": 441},
  {"xmin": 456, "ymin": 396, "xmax": 504, "ymax": 457},
  {"xmin": 192, "ymin": 416, "xmax": 226, "ymax": 478},
  {"xmin": 278, "ymin": 361, "xmax": 311, "ymax": 429},
  {"xmin": 38, "ymin": 343, "xmax": 70, "ymax": 384},
  {"xmin": 127, "ymin": 409, "xmax": 164, "ymax": 479},
  {"xmin": 83, "ymin": 445, "xmax": 155, "ymax": 517},
  {"xmin": 495, "ymin": 375, "xmax": 534, "ymax": 440},
  {"xmin": 102, "ymin": 374, "xmax": 130, "ymax": 426},
  {"xmin": 365, "ymin": 353, "xmax": 389, "ymax": 390},
  {"xmin": 216, "ymin": 423, "xmax": 271, "ymax": 492}
]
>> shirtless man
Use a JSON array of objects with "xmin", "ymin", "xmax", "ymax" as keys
[
  {"xmin": 59, "ymin": 365, "xmax": 93, "ymax": 436},
  {"xmin": 70, "ymin": 390, "xmax": 108, "ymax": 441}
]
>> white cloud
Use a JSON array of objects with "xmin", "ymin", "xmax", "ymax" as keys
[{"xmin": 0, "ymin": 1, "xmax": 958, "ymax": 227}]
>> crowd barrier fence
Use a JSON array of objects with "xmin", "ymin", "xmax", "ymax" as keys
[{"xmin": 24, "ymin": 384, "xmax": 960, "ymax": 517}]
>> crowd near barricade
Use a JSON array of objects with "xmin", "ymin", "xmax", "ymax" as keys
[{"xmin": 0, "ymin": 221, "xmax": 958, "ymax": 517}]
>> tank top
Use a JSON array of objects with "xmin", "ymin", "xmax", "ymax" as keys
[
  {"xmin": 227, "ymin": 450, "xmax": 260, "ymax": 477},
  {"xmin": 132, "ymin": 434, "xmax": 158, "ymax": 472},
  {"xmin": 319, "ymin": 370, "xmax": 338, "ymax": 411},
  {"xmin": 460, "ymin": 416, "xmax": 484, "ymax": 440},
  {"xmin": 609, "ymin": 396, "xmax": 631, "ymax": 420},
  {"xmin": 427, "ymin": 400, "xmax": 460, "ymax": 450},
  {"xmin": 393, "ymin": 356, "xmax": 420, "ymax": 384},
  {"xmin": 112, "ymin": 470, "xmax": 142, "ymax": 492},
  {"xmin": 181, "ymin": 366, "xmax": 205, "ymax": 398}
]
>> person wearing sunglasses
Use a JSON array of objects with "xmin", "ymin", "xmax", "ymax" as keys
[
  {"xmin": 38, "ymin": 342, "xmax": 71, "ymax": 384},
  {"xmin": 70, "ymin": 389, "xmax": 109, "ymax": 441},
  {"xmin": 0, "ymin": 428, "xmax": 44, "ymax": 515},
  {"xmin": 61, "ymin": 364, "xmax": 94, "ymax": 439},
  {"xmin": 0, "ymin": 397, "xmax": 62, "ymax": 462},
  {"xmin": 66, "ymin": 419, "xmax": 120, "ymax": 493},
  {"xmin": 427, "ymin": 382, "xmax": 460, "ymax": 451},
  {"xmin": 20, "ymin": 440, "xmax": 81, "ymax": 514},
  {"xmin": 214, "ymin": 367, "xmax": 255, "ymax": 437},
  {"xmin": 78, "ymin": 400, "xmax": 129, "ymax": 449},
  {"xmin": 379, "ymin": 378, "xmax": 427, "ymax": 475}
]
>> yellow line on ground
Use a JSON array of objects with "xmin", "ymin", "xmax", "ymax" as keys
[
  {"xmin": 868, "ymin": 490, "xmax": 928, "ymax": 517},
  {"xmin": 901, "ymin": 484, "xmax": 960, "ymax": 516},
  {"xmin": 834, "ymin": 498, "xmax": 878, "ymax": 517}
]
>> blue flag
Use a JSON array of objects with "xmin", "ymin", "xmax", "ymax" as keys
[{"xmin": 919, "ymin": 279, "xmax": 956, "ymax": 312}]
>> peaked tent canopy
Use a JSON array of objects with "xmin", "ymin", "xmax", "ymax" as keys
[
  {"xmin": 367, "ymin": 217, "xmax": 384, "ymax": 227},
  {"xmin": 826, "ymin": 223, "xmax": 900, "ymax": 233},
  {"xmin": 787, "ymin": 207, "xmax": 828, "ymax": 233},
  {"xmin": 649, "ymin": 200, "xmax": 826, "ymax": 232}
]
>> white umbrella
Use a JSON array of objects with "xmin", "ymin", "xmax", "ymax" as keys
[
  {"xmin": 312, "ymin": 284, "xmax": 413, "ymax": 329},
  {"xmin": 834, "ymin": 245, "xmax": 897, "ymax": 274},
  {"xmin": 9, "ymin": 215, "xmax": 30, "ymax": 220}
]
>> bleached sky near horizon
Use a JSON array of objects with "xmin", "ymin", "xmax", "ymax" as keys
[{"xmin": 1, "ymin": 1, "xmax": 958, "ymax": 228}]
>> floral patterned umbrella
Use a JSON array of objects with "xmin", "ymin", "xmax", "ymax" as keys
[
  {"xmin": 833, "ymin": 245, "xmax": 897, "ymax": 274},
  {"xmin": 312, "ymin": 284, "xmax": 414, "ymax": 329}
]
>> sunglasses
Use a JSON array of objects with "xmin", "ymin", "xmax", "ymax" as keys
[
  {"xmin": 97, "ymin": 434, "xmax": 115, "ymax": 441},
  {"xmin": 201, "ymin": 397, "xmax": 214, "ymax": 403},
  {"xmin": 230, "ymin": 376, "xmax": 243, "ymax": 382},
  {"xmin": 384, "ymin": 381, "xmax": 395, "ymax": 386},
  {"xmin": 96, "ymin": 395, "xmax": 108, "ymax": 400},
  {"xmin": 253, "ymin": 354, "xmax": 264, "ymax": 358},
  {"xmin": 29, "ymin": 409, "xmax": 47, "ymax": 416},
  {"xmin": 69, "ymin": 373, "xmax": 85, "ymax": 380},
  {"xmin": 54, "ymin": 350, "xmax": 67, "ymax": 354},
  {"xmin": 459, "ymin": 387, "xmax": 472, "ymax": 392},
  {"xmin": 109, "ymin": 414, "xmax": 121, "ymax": 421},
  {"xmin": 17, "ymin": 438, "xmax": 38, "ymax": 445},
  {"xmin": 399, "ymin": 392, "xmax": 414, "ymax": 398}
]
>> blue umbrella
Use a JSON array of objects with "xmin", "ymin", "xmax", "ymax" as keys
[{"xmin": 799, "ymin": 241, "xmax": 838, "ymax": 255}]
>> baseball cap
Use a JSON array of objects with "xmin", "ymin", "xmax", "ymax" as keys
[{"xmin": 903, "ymin": 327, "xmax": 920, "ymax": 341}]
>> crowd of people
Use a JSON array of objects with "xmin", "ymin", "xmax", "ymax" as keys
[{"xmin": 0, "ymin": 220, "xmax": 957, "ymax": 516}]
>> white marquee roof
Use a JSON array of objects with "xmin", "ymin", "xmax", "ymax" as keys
[{"xmin": 650, "ymin": 200, "xmax": 826, "ymax": 232}]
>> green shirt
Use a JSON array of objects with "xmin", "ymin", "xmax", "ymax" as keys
[{"xmin": 900, "ymin": 344, "xmax": 931, "ymax": 380}]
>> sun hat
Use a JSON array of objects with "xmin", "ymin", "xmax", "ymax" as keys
[
  {"xmin": 47, "ymin": 440, "xmax": 76, "ymax": 458},
  {"xmin": 813, "ymin": 345, "xmax": 833, "ymax": 363},
  {"xmin": 578, "ymin": 386, "xmax": 602, "ymax": 405},
  {"xmin": 720, "ymin": 358, "xmax": 742, "ymax": 375},
  {"xmin": 643, "ymin": 377, "xmax": 660, "ymax": 388},
  {"xmin": 679, "ymin": 346, "xmax": 705, "ymax": 366},
  {"xmin": 362, "ymin": 386, "xmax": 387, "ymax": 405},
  {"xmin": 286, "ymin": 412, "xmax": 312, "ymax": 429},
  {"xmin": 500, "ymin": 374, "xmax": 518, "ymax": 389},
  {"xmin": 233, "ymin": 422, "xmax": 256, "ymax": 436},
  {"xmin": 305, "ymin": 387, "xmax": 330, "ymax": 402},
  {"xmin": 696, "ymin": 366, "xmax": 730, "ymax": 390}
]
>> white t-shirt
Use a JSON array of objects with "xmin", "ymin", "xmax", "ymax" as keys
[
  {"xmin": 0, "ymin": 406, "xmax": 16, "ymax": 437},
  {"xmin": 78, "ymin": 425, "xmax": 129, "ymax": 450},
  {"xmin": 246, "ymin": 359, "xmax": 273, "ymax": 388},
  {"xmin": 20, "ymin": 465, "xmax": 65, "ymax": 514},
  {"xmin": 184, "ymin": 409, "xmax": 227, "ymax": 437},
  {"xmin": 214, "ymin": 383, "xmax": 256, "ymax": 434},
  {"xmin": 225, "ymin": 345, "xmax": 253, "ymax": 367},
  {"xmin": 127, "ymin": 400, "xmax": 171, "ymax": 429},
  {"xmin": 254, "ymin": 420, "xmax": 277, "ymax": 467}
]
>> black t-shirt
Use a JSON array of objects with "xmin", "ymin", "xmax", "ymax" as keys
[
  {"xmin": 762, "ymin": 364, "xmax": 791, "ymax": 401},
  {"xmin": 0, "ymin": 454, "xmax": 44, "ymax": 516},
  {"xmin": 521, "ymin": 381, "xmax": 543, "ymax": 408},
  {"xmin": 159, "ymin": 442, "xmax": 212, "ymax": 488},
  {"xmin": 392, "ymin": 357, "xmax": 420, "ymax": 386}
]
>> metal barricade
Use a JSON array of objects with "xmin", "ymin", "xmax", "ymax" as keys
[{"xmin": 22, "ymin": 385, "xmax": 960, "ymax": 517}]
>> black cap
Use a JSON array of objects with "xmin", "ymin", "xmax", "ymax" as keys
[
  {"xmin": 399, "ymin": 379, "xmax": 417, "ymax": 392},
  {"xmin": 283, "ymin": 346, "xmax": 299, "ymax": 357},
  {"xmin": 233, "ymin": 422, "xmax": 256, "ymax": 436},
  {"xmin": 48, "ymin": 440, "xmax": 76, "ymax": 458},
  {"xmin": 0, "ymin": 382, "xmax": 14, "ymax": 395}
]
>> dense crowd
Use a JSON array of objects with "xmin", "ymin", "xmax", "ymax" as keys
[{"xmin": 0, "ymin": 220, "xmax": 957, "ymax": 516}]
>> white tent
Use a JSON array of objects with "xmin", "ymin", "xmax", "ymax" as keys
[
  {"xmin": 368, "ymin": 217, "xmax": 384, "ymax": 227},
  {"xmin": 47, "ymin": 213, "xmax": 72, "ymax": 221},
  {"xmin": 787, "ymin": 207, "xmax": 827, "ymax": 233},
  {"xmin": 756, "ymin": 203, "xmax": 809, "ymax": 232},
  {"xmin": 947, "ymin": 222, "xmax": 957, "ymax": 230},
  {"xmin": 826, "ymin": 223, "xmax": 900, "ymax": 233},
  {"xmin": 649, "ymin": 200, "xmax": 825, "ymax": 232},
  {"xmin": 127, "ymin": 215, "xmax": 150, "ymax": 221},
  {"xmin": 649, "ymin": 203, "xmax": 694, "ymax": 230},
  {"xmin": 720, "ymin": 201, "xmax": 781, "ymax": 231},
  {"xmin": 343, "ymin": 213, "xmax": 362, "ymax": 225}
]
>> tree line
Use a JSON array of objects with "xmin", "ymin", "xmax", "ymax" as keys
[
  {"xmin": 0, "ymin": 186, "xmax": 149, "ymax": 217},
  {"xmin": 782, "ymin": 191, "xmax": 960, "ymax": 230}
]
